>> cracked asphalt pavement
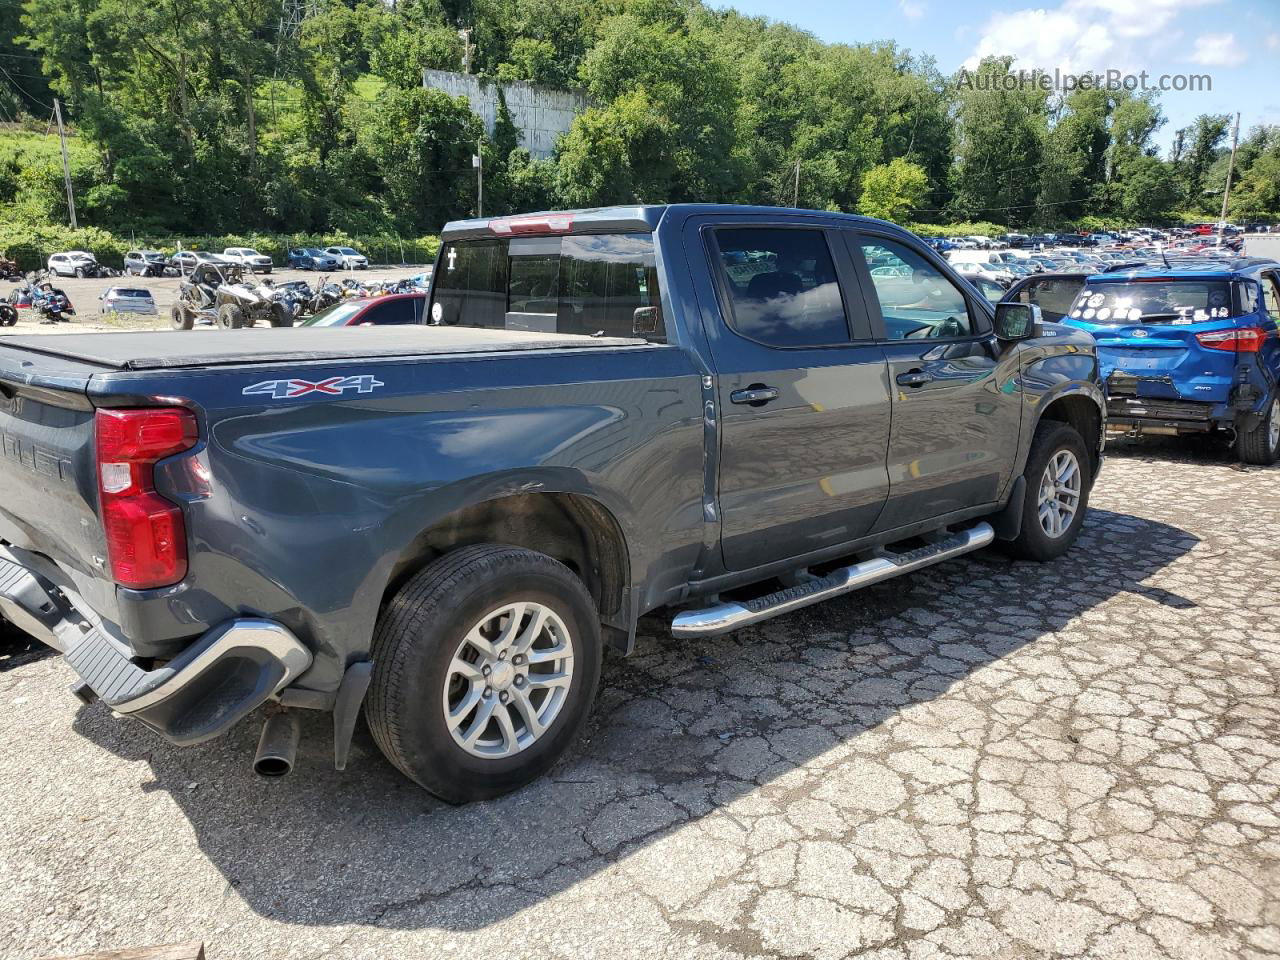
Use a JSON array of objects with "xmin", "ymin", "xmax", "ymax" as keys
[{"xmin": 2, "ymin": 441, "xmax": 1278, "ymax": 959}]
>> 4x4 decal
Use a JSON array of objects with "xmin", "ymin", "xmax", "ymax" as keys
[{"xmin": 243, "ymin": 375, "xmax": 385, "ymax": 399}]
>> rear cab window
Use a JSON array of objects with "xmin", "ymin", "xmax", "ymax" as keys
[{"xmin": 430, "ymin": 233, "xmax": 665, "ymax": 341}]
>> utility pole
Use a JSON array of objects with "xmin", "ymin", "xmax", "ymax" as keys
[
  {"xmin": 53, "ymin": 98, "xmax": 77, "ymax": 229},
  {"xmin": 464, "ymin": 28, "xmax": 472, "ymax": 73},
  {"xmin": 1218, "ymin": 111, "xmax": 1240, "ymax": 241},
  {"xmin": 474, "ymin": 140, "xmax": 483, "ymax": 218},
  {"xmin": 792, "ymin": 159, "xmax": 801, "ymax": 208}
]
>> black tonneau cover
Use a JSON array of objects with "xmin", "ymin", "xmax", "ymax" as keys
[{"xmin": 0, "ymin": 327, "xmax": 647, "ymax": 372}]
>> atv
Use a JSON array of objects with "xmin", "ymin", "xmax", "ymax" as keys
[
  {"xmin": 0, "ymin": 255, "xmax": 21, "ymax": 282},
  {"xmin": 171, "ymin": 262, "xmax": 294, "ymax": 330}
]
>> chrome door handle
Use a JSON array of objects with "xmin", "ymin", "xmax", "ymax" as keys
[
  {"xmin": 896, "ymin": 370, "xmax": 933, "ymax": 387},
  {"xmin": 730, "ymin": 386, "xmax": 780, "ymax": 405}
]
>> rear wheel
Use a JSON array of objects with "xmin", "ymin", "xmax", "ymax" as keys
[
  {"xmin": 1006, "ymin": 421, "xmax": 1092, "ymax": 561},
  {"xmin": 216, "ymin": 303, "xmax": 243, "ymax": 329},
  {"xmin": 1238, "ymin": 397, "xmax": 1280, "ymax": 465},
  {"xmin": 367, "ymin": 544, "xmax": 602, "ymax": 803},
  {"xmin": 269, "ymin": 302, "xmax": 293, "ymax": 327}
]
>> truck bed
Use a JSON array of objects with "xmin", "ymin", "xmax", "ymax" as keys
[{"xmin": 0, "ymin": 326, "xmax": 647, "ymax": 372}]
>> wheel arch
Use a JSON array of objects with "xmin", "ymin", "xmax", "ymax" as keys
[
  {"xmin": 381, "ymin": 490, "xmax": 632, "ymax": 648},
  {"xmin": 1035, "ymin": 390, "xmax": 1104, "ymax": 476}
]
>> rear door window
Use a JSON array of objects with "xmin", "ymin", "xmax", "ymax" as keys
[
  {"xmin": 712, "ymin": 228, "xmax": 850, "ymax": 347},
  {"xmin": 430, "ymin": 234, "xmax": 664, "ymax": 341}
]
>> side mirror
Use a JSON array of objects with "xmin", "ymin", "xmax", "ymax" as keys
[
  {"xmin": 632, "ymin": 306, "xmax": 661, "ymax": 336},
  {"xmin": 993, "ymin": 301, "xmax": 1042, "ymax": 342}
]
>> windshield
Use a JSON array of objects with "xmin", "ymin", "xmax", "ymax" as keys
[
  {"xmin": 301, "ymin": 301, "xmax": 367, "ymax": 327},
  {"xmin": 1068, "ymin": 280, "xmax": 1238, "ymax": 324},
  {"xmin": 336, "ymin": 247, "xmax": 357, "ymax": 255}
]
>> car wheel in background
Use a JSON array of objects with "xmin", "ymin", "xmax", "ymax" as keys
[
  {"xmin": 367, "ymin": 544, "xmax": 602, "ymax": 803},
  {"xmin": 269, "ymin": 302, "xmax": 293, "ymax": 328},
  {"xmin": 1005, "ymin": 421, "xmax": 1092, "ymax": 561},
  {"xmin": 1238, "ymin": 397, "xmax": 1280, "ymax": 466},
  {"xmin": 216, "ymin": 304, "xmax": 244, "ymax": 329}
]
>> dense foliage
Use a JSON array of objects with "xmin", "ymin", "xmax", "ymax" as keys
[{"xmin": 1, "ymin": 0, "xmax": 1276, "ymax": 238}]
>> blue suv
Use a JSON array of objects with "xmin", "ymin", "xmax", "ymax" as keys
[{"xmin": 1061, "ymin": 258, "xmax": 1280, "ymax": 463}]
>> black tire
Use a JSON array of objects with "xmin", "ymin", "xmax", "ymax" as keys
[
  {"xmin": 367, "ymin": 544, "xmax": 602, "ymax": 803},
  {"xmin": 269, "ymin": 302, "xmax": 293, "ymax": 327},
  {"xmin": 170, "ymin": 304, "xmax": 193, "ymax": 330},
  {"xmin": 1005, "ymin": 421, "xmax": 1092, "ymax": 561},
  {"xmin": 216, "ymin": 303, "xmax": 243, "ymax": 329},
  {"xmin": 1237, "ymin": 396, "xmax": 1280, "ymax": 465},
  {"xmin": 0, "ymin": 304, "xmax": 16, "ymax": 327},
  {"xmin": 74, "ymin": 266, "xmax": 86, "ymax": 279}
]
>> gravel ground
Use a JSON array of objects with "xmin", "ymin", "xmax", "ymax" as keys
[
  {"xmin": 2, "ymin": 440, "xmax": 1278, "ymax": 959},
  {"xmin": 0, "ymin": 265, "xmax": 427, "ymax": 335}
]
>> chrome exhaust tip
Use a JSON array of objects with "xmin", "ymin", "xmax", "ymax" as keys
[{"xmin": 253, "ymin": 711, "xmax": 300, "ymax": 777}]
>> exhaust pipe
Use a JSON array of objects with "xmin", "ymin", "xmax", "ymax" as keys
[{"xmin": 253, "ymin": 711, "xmax": 300, "ymax": 777}]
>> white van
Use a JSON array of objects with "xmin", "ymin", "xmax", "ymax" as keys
[{"xmin": 946, "ymin": 250, "xmax": 1006, "ymax": 267}]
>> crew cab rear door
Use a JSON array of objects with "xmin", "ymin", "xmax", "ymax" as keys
[
  {"xmin": 688, "ymin": 215, "xmax": 891, "ymax": 571},
  {"xmin": 848, "ymin": 229, "xmax": 1022, "ymax": 531}
]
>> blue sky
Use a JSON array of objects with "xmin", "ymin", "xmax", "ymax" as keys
[{"xmin": 719, "ymin": 0, "xmax": 1279, "ymax": 154}]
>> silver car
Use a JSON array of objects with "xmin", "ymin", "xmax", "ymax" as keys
[
  {"xmin": 325, "ymin": 246, "xmax": 369, "ymax": 269},
  {"xmin": 222, "ymin": 247, "xmax": 274, "ymax": 273},
  {"xmin": 99, "ymin": 286, "xmax": 157, "ymax": 316}
]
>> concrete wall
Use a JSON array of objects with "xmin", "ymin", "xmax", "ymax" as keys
[{"xmin": 422, "ymin": 69, "xmax": 587, "ymax": 160}]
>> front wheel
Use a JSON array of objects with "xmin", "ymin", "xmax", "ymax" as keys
[
  {"xmin": 170, "ymin": 304, "xmax": 193, "ymax": 330},
  {"xmin": 367, "ymin": 545, "xmax": 602, "ymax": 803},
  {"xmin": 1237, "ymin": 397, "xmax": 1280, "ymax": 466},
  {"xmin": 216, "ymin": 303, "xmax": 244, "ymax": 329},
  {"xmin": 1005, "ymin": 422, "xmax": 1092, "ymax": 561}
]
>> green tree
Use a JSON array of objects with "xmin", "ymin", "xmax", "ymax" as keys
[{"xmin": 858, "ymin": 157, "xmax": 927, "ymax": 222}]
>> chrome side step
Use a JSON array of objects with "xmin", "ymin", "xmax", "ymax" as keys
[{"xmin": 671, "ymin": 522, "xmax": 995, "ymax": 638}]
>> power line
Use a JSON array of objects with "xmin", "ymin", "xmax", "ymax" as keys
[{"xmin": 0, "ymin": 64, "xmax": 53, "ymax": 110}]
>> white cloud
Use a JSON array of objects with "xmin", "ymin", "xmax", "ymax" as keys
[
  {"xmin": 1267, "ymin": 33, "xmax": 1280, "ymax": 50},
  {"xmin": 1190, "ymin": 32, "xmax": 1247, "ymax": 66},
  {"xmin": 963, "ymin": 0, "xmax": 1225, "ymax": 76},
  {"xmin": 898, "ymin": 0, "xmax": 925, "ymax": 20}
]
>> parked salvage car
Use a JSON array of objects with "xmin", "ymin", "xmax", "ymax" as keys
[
  {"xmin": 222, "ymin": 247, "xmax": 275, "ymax": 274},
  {"xmin": 98, "ymin": 286, "xmax": 157, "ymax": 316},
  {"xmin": 0, "ymin": 204, "xmax": 1103, "ymax": 803},
  {"xmin": 47, "ymin": 251, "xmax": 104, "ymax": 278},
  {"xmin": 1060, "ymin": 257, "xmax": 1280, "ymax": 463},
  {"xmin": 169, "ymin": 250, "xmax": 227, "ymax": 273},
  {"xmin": 123, "ymin": 250, "xmax": 169, "ymax": 277},
  {"xmin": 324, "ymin": 246, "xmax": 369, "ymax": 269},
  {"xmin": 287, "ymin": 247, "xmax": 341, "ymax": 271},
  {"xmin": 301, "ymin": 292, "xmax": 426, "ymax": 326}
]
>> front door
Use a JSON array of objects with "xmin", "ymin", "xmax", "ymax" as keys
[
  {"xmin": 692, "ymin": 219, "xmax": 893, "ymax": 571},
  {"xmin": 849, "ymin": 231, "xmax": 1022, "ymax": 532}
]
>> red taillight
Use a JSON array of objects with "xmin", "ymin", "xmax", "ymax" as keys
[
  {"xmin": 95, "ymin": 408, "xmax": 198, "ymax": 589},
  {"xmin": 489, "ymin": 214, "xmax": 574, "ymax": 236},
  {"xmin": 1195, "ymin": 327, "xmax": 1268, "ymax": 353}
]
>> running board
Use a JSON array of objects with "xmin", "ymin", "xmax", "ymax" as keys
[{"xmin": 671, "ymin": 522, "xmax": 995, "ymax": 638}]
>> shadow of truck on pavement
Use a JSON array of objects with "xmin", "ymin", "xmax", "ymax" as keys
[{"xmin": 70, "ymin": 506, "xmax": 1197, "ymax": 930}]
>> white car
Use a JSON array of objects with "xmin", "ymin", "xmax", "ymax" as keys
[
  {"xmin": 98, "ymin": 286, "xmax": 157, "ymax": 315},
  {"xmin": 221, "ymin": 247, "xmax": 274, "ymax": 273},
  {"xmin": 324, "ymin": 246, "xmax": 369, "ymax": 269},
  {"xmin": 47, "ymin": 250, "xmax": 99, "ymax": 277}
]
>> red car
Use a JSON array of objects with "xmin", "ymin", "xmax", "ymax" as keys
[{"xmin": 301, "ymin": 293, "xmax": 426, "ymax": 327}]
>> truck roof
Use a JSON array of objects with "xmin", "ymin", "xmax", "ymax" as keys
[
  {"xmin": 440, "ymin": 204, "xmax": 904, "ymax": 241},
  {"xmin": 0, "ymin": 327, "xmax": 647, "ymax": 372}
]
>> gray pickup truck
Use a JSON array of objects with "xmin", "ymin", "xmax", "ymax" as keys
[{"xmin": 0, "ymin": 205, "xmax": 1104, "ymax": 802}]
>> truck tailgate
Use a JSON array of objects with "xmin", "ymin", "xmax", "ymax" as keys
[{"xmin": 0, "ymin": 346, "xmax": 107, "ymax": 578}]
